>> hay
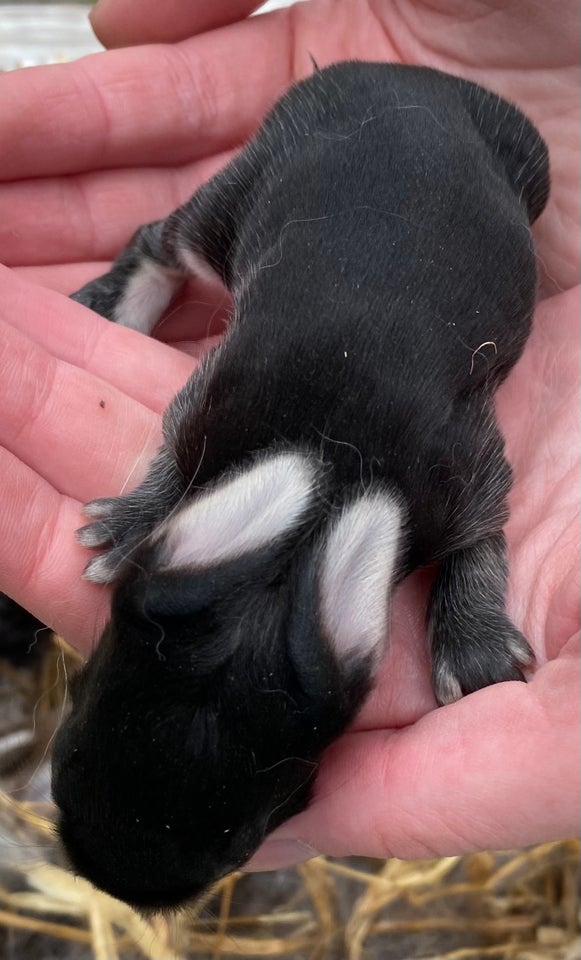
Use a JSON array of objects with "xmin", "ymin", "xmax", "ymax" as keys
[{"xmin": 0, "ymin": 637, "xmax": 578, "ymax": 959}]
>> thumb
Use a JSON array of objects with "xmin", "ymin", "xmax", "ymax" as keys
[{"xmin": 246, "ymin": 645, "xmax": 580, "ymax": 869}]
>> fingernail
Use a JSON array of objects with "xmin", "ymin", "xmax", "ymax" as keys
[{"xmin": 242, "ymin": 838, "xmax": 319, "ymax": 872}]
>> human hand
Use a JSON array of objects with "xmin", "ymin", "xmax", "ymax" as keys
[
  {"xmin": 0, "ymin": 0, "xmax": 578, "ymax": 861},
  {"xmin": 1, "ymin": 0, "xmax": 578, "ymax": 296}
]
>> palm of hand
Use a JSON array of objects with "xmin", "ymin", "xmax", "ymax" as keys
[{"xmin": 0, "ymin": 0, "xmax": 578, "ymax": 860}]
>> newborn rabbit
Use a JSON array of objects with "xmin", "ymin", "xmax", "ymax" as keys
[{"xmin": 51, "ymin": 62, "xmax": 549, "ymax": 910}]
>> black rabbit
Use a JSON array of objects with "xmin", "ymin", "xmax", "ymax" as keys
[{"xmin": 51, "ymin": 62, "xmax": 549, "ymax": 910}]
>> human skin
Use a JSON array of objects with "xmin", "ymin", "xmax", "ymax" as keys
[{"xmin": 0, "ymin": 0, "xmax": 578, "ymax": 867}]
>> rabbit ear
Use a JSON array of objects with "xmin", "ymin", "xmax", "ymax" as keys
[
  {"xmin": 155, "ymin": 452, "xmax": 318, "ymax": 570},
  {"xmin": 318, "ymin": 492, "xmax": 403, "ymax": 670}
]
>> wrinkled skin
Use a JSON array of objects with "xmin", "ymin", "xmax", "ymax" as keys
[{"xmin": 0, "ymin": 0, "xmax": 578, "ymax": 867}]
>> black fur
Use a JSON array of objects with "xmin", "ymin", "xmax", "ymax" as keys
[
  {"xmin": 0, "ymin": 593, "xmax": 49, "ymax": 665},
  {"xmin": 54, "ymin": 62, "xmax": 549, "ymax": 909}
]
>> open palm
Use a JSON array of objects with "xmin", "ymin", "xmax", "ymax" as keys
[{"xmin": 0, "ymin": 0, "xmax": 578, "ymax": 862}]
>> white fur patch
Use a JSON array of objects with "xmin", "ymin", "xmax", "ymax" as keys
[
  {"xmin": 320, "ymin": 492, "xmax": 402, "ymax": 668},
  {"xmin": 177, "ymin": 247, "xmax": 223, "ymax": 288},
  {"xmin": 158, "ymin": 453, "xmax": 316, "ymax": 568},
  {"xmin": 113, "ymin": 261, "xmax": 182, "ymax": 333}
]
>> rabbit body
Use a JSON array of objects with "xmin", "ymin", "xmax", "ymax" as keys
[{"xmin": 52, "ymin": 62, "xmax": 549, "ymax": 910}]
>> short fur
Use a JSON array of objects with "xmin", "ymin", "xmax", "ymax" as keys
[
  {"xmin": 52, "ymin": 62, "xmax": 549, "ymax": 910},
  {"xmin": 0, "ymin": 593, "xmax": 48, "ymax": 665}
]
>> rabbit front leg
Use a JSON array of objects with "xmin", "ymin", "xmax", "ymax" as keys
[
  {"xmin": 77, "ymin": 445, "xmax": 184, "ymax": 583},
  {"xmin": 77, "ymin": 333, "xmax": 220, "ymax": 583},
  {"xmin": 77, "ymin": 350, "xmax": 217, "ymax": 585}
]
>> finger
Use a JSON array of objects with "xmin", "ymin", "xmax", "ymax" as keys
[
  {"xmin": 0, "ymin": 152, "xmax": 231, "ymax": 266},
  {"xmin": 0, "ymin": 447, "xmax": 108, "ymax": 652},
  {"xmin": 0, "ymin": 14, "xmax": 294, "ymax": 181},
  {"xmin": 90, "ymin": 0, "xmax": 261, "ymax": 49},
  {"xmin": 14, "ymin": 263, "xmax": 112, "ymax": 294},
  {"xmin": 0, "ymin": 312, "xmax": 165, "ymax": 503},
  {"xmin": 0, "ymin": 266, "xmax": 195, "ymax": 413},
  {"xmin": 248, "ymin": 649, "xmax": 581, "ymax": 868}
]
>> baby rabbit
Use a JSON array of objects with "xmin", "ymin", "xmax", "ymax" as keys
[{"xmin": 51, "ymin": 62, "xmax": 549, "ymax": 910}]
